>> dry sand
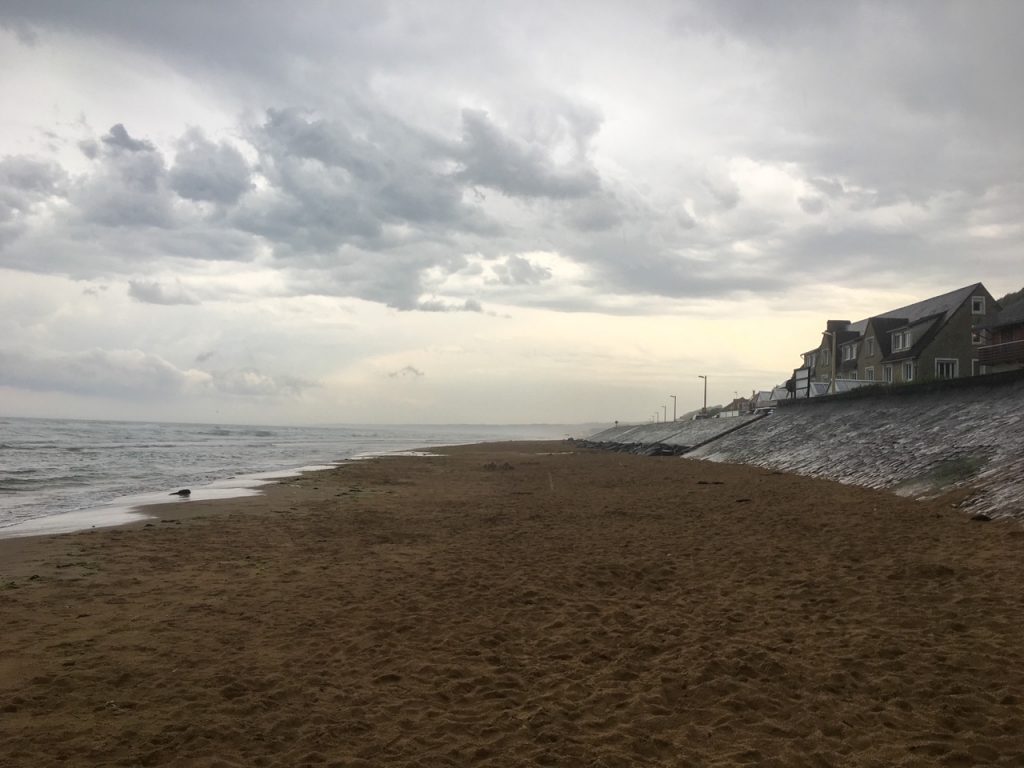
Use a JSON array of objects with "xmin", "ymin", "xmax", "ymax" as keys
[{"xmin": 2, "ymin": 441, "xmax": 1023, "ymax": 767}]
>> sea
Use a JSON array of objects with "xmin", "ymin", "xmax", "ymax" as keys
[{"xmin": 0, "ymin": 417, "xmax": 578, "ymax": 539}]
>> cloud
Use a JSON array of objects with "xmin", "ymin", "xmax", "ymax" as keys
[
  {"xmin": 208, "ymin": 367, "xmax": 314, "ymax": 396},
  {"xmin": 414, "ymin": 297, "xmax": 483, "ymax": 313},
  {"xmin": 0, "ymin": 0, "xmax": 1022, "ymax": 320},
  {"xmin": 169, "ymin": 128, "xmax": 251, "ymax": 204},
  {"xmin": 0, "ymin": 347, "xmax": 207, "ymax": 398},
  {"xmin": 798, "ymin": 196, "xmax": 825, "ymax": 215},
  {"xmin": 455, "ymin": 108, "xmax": 602, "ymax": 199},
  {"xmin": 0, "ymin": 346, "xmax": 315, "ymax": 400},
  {"xmin": 0, "ymin": 156, "xmax": 66, "ymax": 228},
  {"xmin": 102, "ymin": 123, "xmax": 155, "ymax": 153},
  {"xmin": 72, "ymin": 124, "xmax": 175, "ymax": 228},
  {"xmin": 703, "ymin": 166, "xmax": 741, "ymax": 210},
  {"xmin": 128, "ymin": 279, "xmax": 200, "ymax": 305},
  {"xmin": 0, "ymin": 155, "xmax": 65, "ymax": 197},
  {"xmin": 492, "ymin": 255, "xmax": 551, "ymax": 286},
  {"xmin": 387, "ymin": 365, "xmax": 424, "ymax": 378}
]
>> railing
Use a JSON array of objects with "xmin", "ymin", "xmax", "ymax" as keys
[{"xmin": 978, "ymin": 338, "xmax": 1024, "ymax": 365}]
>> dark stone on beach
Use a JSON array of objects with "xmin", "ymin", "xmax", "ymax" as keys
[
  {"xmin": 971, "ymin": 513, "xmax": 992, "ymax": 522},
  {"xmin": 170, "ymin": 489, "xmax": 191, "ymax": 497}
]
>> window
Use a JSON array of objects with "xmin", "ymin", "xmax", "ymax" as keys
[
  {"xmin": 849, "ymin": 371, "xmax": 858, "ymax": 380},
  {"xmin": 935, "ymin": 358, "xmax": 959, "ymax": 379},
  {"xmin": 883, "ymin": 365, "xmax": 893, "ymax": 383},
  {"xmin": 972, "ymin": 296, "xmax": 985, "ymax": 315},
  {"xmin": 842, "ymin": 344, "xmax": 857, "ymax": 361},
  {"xmin": 902, "ymin": 361, "xmax": 915, "ymax": 381},
  {"xmin": 822, "ymin": 348, "xmax": 830, "ymax": 366},
  {"xmin": 972, "ymin": 329, "xmax": 984, "ymax": 345},
  {"xmin": 892, "ymin": 330, "xmax": 913, "ymax": 352},
  {"xmin": 865, "ymin": 366, "xmax": 875, "ymax": 381},
  {"xmin": 865, "ymin": 337, "xmax": 875, "ymax": 356}
]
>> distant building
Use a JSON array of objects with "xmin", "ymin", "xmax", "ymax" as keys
[
  {"xmin": 719, "ymin": 396, "xmax": 751, "ymax": 417},
  {"xmin": 791, "ymin": 283, "xmax": 999, "ymax": 391}
]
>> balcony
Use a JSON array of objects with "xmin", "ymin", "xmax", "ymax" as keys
[{"xmin": 978, "ymin": 338, "xmax": 1024, "ymax": 366}]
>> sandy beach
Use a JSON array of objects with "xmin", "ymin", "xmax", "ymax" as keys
[{"xmin": 2, "ymin": 441, "xmax": 1023, "ymax": 767}]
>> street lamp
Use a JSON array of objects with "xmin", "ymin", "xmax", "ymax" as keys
[
  {"xmin": 669, "ymin": 394, "xmax": 677, "ymax": 421},
  {"xmin": 661, "ymin": 405, "xmax": 667, "ymax": 422},
  {"xmin": 697, "ymin": 375, "xmax": 707, "ymax": 415}
]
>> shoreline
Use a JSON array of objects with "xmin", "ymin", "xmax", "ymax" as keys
[
  {"xmin": 0, "ymin": 445, "xmax": 448, "ymax": 542},
  {"xmin": 0, "ymin": 418, "xmax": 571, "ymax": 543},
  {"xmin": 3, "ymin": 441, "xmax": 1024, "ymax": 765}
]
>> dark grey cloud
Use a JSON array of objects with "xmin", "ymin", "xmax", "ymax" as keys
[
  {"xmin": 74, "ymin": 125, "xmax": 174, "ymax": 228},
  {"xmin": 455, "ymin": 108, "xmax": 601, "ymax": 199},
  {"xmin": 232, "ymin": 107, "xmax": 494, "ymax": 260},
  {"xmin": 0, "ymin": 155, "xmax": 65, "ymax": 197},
  {"xmin": 169, "ymin": 128, "xmax": 251, "ymax": 204},
  {"xmin": 102, "ymin": 123, "xmax": 154, "ymax": 153},
  {"xmin": 0, "ymin": 156, "xmax": 66, "ymax": 247}
]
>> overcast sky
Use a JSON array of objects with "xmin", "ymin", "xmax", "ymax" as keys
[{"xmin": 1, "ymin": 1, "xmax": 1021, "ymax": 425}]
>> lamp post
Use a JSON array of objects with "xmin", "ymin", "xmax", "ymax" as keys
[
  {"xmin": 697, "ymin": 375, "xmax": 707, "ymax": 415},
  {"xmin": 669, "ymin": 394, "xmax": 677, "ymax": 421},
  {"xmin": 661, "ymin": 405, "xmax": 667, "ymax": 422}
]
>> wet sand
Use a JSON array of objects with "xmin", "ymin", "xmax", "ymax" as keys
[{"xmin": 2, "ymin": 441, "xmax": 1023, "ymax": 766}]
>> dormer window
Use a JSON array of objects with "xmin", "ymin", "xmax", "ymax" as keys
[
  {"xmin": 842, "ymin": 344, "xmax": 857, "ymax": 361},
  {"xmin": 892, "ymin": 330, "xmax": 913, "ymax": 352},
  {"xmin": 972, "ymin": 296, "xmax": 985, "ymax": 314}
]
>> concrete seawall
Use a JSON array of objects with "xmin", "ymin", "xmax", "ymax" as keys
[
  {"xmin": 584, "ymin": 414, "xmax": 765, "ymax": 455},
  {"xmin": 588, "ymin": 372, "xmax": 1024, "ymax": 520}
]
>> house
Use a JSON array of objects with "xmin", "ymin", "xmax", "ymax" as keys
[
  {"xmin": 719, "ymin": 396, "xmax": 751, "ymax": 417},
  {"xmin": 977, "ymin": 299, "xmax": 1024, "ymax": 372},
  {"xmin": 751, "ymin": 390, "xmax": 778, "ymax": 411},
  {"xmin": 792, "ymin": 283, "xmax": 1000, "ymax": 389}
]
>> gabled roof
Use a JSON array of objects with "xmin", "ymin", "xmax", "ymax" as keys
[
  {"xmin": 871, "ymin": 283, "xmax": 983, "ymax": 325},
  {"xmin": 842, "ymin": 283, "xmax": 984, "ymax": 346},
  {"xmin": 802, "ymin": 283, "xmax": 990, "ymax": 369},
  {"xmin": 863, "ymin": 316, "xmax": 905, "ymax": 357}
]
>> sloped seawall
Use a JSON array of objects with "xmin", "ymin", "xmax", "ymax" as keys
[
  {"xmin": 584, "ymin": 414, "xmax": 765, "ymax": 455},
  {"xmin": 686, "ymin": 372, "xmax": 1024, "ymax": 520}
]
